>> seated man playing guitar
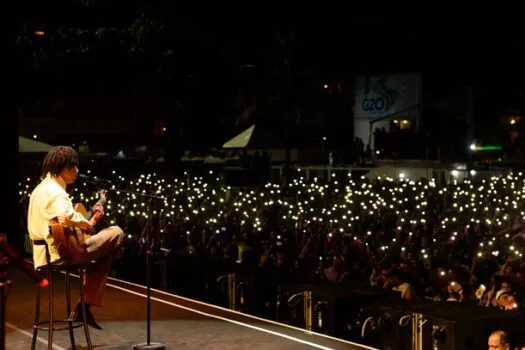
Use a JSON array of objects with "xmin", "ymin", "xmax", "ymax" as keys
[{"xmin": 27, "ymin": 146, "xmax": 124, "ymax": 330}]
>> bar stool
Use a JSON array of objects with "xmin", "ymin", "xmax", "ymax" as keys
[{"xmin": 31, "ymin": 239, "xmax": 93, "ymax": 350}]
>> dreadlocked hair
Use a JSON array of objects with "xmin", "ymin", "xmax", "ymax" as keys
[{"xmin": 41, "ymin": 146, "xmax": 79, "ymax": 178}]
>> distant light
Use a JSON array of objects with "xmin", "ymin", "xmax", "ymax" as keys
[
  {"xmin": 470, "ymin": 170, "xmax": 476, "ymax": 176},
  {"xmin": 162, "ymin": 127, "xmax": 167, "ymax": 132},
  {"xmin": 323, "ymin": 84, "xmax": 328, "ymax": 89},
  {"xmin": 322, "ymin": 136, "xmax": 327, "ymax": 141},
  {"xmin": 472, "ymin": 145, "xmax": 502, "ymax": 151},
  {"xmin": 470, "ymin": 143, "xmax": 476, "ymax": 150},
  {"xmin": 33, "ymin": 134, "xmax": 37, "ymax": 139},
  {"xmin": 510, "ymin": 119, "xmax": 516, "ymax": 125},
  {"xmin": 34, "ymin": 30, "xmax": 45, "ymax": 36}
]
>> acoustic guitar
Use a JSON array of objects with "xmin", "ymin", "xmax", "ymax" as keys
[{"xmin": 50, "ymin": 190, "xmax": 106, "ymax": 261}]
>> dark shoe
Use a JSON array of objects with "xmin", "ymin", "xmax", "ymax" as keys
[{"xmin": 72, "ymin": 303, "xmax": 103, "ymax": 330}]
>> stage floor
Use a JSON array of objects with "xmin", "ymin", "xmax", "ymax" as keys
[{"xmin": 6, "ymin": 269, "xmax": 377, "ymax": 350}]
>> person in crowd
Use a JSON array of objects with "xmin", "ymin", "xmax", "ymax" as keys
[
  {"xmin": 488, "ymin": 330, "xmax": 510, "ymax": 350},
  {"xmin": 384, "ymin": 269, "xmax": 416, "ymax": 300}
]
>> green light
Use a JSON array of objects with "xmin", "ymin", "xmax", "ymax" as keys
[{"xmin": 474, "ymin": 145, "xmax": 502, "ymax": 151}]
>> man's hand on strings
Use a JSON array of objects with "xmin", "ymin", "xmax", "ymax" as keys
[
  {"xmin": 93, "ymin": 203, "xmax": 105, "ymax": 216},
  {"xmin": 90, "ymin": 203, "xmax": 105, "ymax": 227}
]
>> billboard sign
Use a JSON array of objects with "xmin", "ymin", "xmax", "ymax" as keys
[{"xmin": 354, "ymin": 74, "xmax": 421, "ymax": 120}]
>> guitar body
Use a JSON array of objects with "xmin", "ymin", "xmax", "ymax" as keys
[{"xmin": 50, "ymin": 191, "xmax": 106, "ymax": 262}]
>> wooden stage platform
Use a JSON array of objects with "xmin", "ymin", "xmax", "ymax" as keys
[{"xmin": 6, "ymin": 269, "xmax": 377, "ymax": 349}]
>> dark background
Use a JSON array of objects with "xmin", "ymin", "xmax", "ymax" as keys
[{"xmin": 5, "ymin": 2, "xmax": 525, "ymax": 242}]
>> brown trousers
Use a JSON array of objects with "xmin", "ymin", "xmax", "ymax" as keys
[{"xmin": 74, "ymin": 225, "xmax": 124, "ymax": 307}]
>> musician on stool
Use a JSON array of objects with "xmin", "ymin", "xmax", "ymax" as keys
[{"xmin": 27, "ymin": 146, "xmax": 124, "ymax": 330}]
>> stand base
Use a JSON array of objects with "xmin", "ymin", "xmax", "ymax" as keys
[{"xmin": 131, "ymin": 342, "xmax": 167, "ymax": 350}]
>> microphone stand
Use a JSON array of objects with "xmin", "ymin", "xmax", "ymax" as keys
[{"xmin": 103, "ymin": 187, "xmax": 166, "ymax": 350}]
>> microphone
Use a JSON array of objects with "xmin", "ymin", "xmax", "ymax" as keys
[{"xmin": 78, "ymin": 174, "xmax": 112, "ymax": 184}]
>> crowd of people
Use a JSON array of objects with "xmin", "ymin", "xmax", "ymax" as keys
[
  {"xmin": 18, "ymin": 165, "xmax": 525, "ymax": 343},
  {"xmin": 19, "ymin": 166, "xmax": 525, "ymax": 308}
]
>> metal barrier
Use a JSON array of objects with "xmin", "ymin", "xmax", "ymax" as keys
[
  {"xmin": 229, "ymin": 273, "xmax": 236, "ymax": 310},
  {"xmin": 217, "ymin": 273, "xmax": 237, "ymax": 310},
  {"xmin": 220, "ymin": 278, "xmax": 429, "ymax": 348},
  {"xmin": 314, "ymin": 300, "xmax": 328, "ymax": 330},
  {"xmin": 238, "ymin": 281, "xmax": 248, "ymax": 311},
  {"xmin": 284, "ymin": 290, "xmax": 313, "ymax": 332},
  {"xmin": 156, "ymin": 259, "xmax": 168, "ymax": 291},
  {"xmin": 304, "ymin": 291, "xmax": 313, "ymax": 332},
  {"xmin": 412, "ymin": 313, "xmax": 424, "ymax": 350}
]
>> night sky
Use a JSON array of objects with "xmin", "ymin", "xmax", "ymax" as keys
[
  {"xmin": 8, "ymin": 3, "xmax": 525, "ymax": 143},
  {"xmin": 15, "ymin": 2, "xmax": 525, "ymax": 110},
  {"xmin": 8, "ymin": 4, "xmax": 525, "ymax": 160}
]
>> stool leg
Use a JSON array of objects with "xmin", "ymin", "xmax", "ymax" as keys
[
  {"xmin": 65, "ymin": 272, "xmax": 76, "ymax": 350},
  {"xmin": 48, "ymin": 269, "xmax": 53, "ymax": 350},
  {"xmin": 79, "ymin": 269, "xmax": 93, "ymax": 350},
  {"xmin": 31, "ymin": 282, "xmax": 41, "ymax": 350}
]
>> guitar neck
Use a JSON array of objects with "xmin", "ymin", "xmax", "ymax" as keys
[{"xmin": 85, "ymin": 195, "xmax": 106, "ymax": 221}]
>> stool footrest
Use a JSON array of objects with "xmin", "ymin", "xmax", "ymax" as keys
[
  {"xmin": 31, "ymin": 241, "xmax": 93, "ymax": 350},
  {"xmin": 34, "ymin": 319, "xmax": 86, "ymax": 332}
]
